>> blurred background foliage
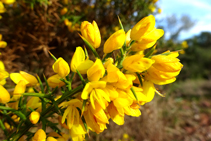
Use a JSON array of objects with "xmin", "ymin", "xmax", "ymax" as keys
[{"xmin": 1, "ymin": 0, "xmax": 211, "ymax": 140}]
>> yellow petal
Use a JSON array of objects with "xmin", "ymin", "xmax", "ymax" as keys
[
  {"xmin": 71, "ymin": 47, "xmax": 85, "ymax": 72},
  {"xmin": 53, "ymin": 57, "xmax": 70, "ymax": 78},
  {"xmin": 0, "ymin": 85, "xmax": 10, "ymax": 104},
  {"xmin": 103, "ymin": 29, "xmax": 126, "ymax": 54}
]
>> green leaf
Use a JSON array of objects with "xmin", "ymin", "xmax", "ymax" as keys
[
  {"xmin": 37, "ymin": 75, "xmax": 44, "ymax": 93},
  {"xmin": 43, "ymin": 74, "xmax": 50, "ymax": 93},
  {"xmin": 136, "ymin": 72, "xmax": 143, "ymax": 87},
  {"xmin": 130, "ymin": 87, "xmax": 138, "ymax": 101},
  {"xmin": 79, "ymin": 35, "xmax": 100, "ymax": 58}
]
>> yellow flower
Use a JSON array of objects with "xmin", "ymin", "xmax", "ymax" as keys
[
  {"xmin": 61, "ymin": 99, "xmax": 82, "ymax": 129},
  {"xmin": 71, "ymin": 47, "xmax": 94, "ymax": 74},
  {"xmin": 148, "ymin": 4, "xmax": 156, "ymax": 12},
  {"xmin": 107, "ymin": 102, "xmax": 124, "ymax": 125},
  {"xmin": 0, "ymin": 2, "xmax": 6, "ymax": 13},
  {"xmin": 29, "ymin": 111, "xmax": 40, "ymax": 124},
  {"xmin": 87, "ymin": 59, "xmax": 105, "ymax": 81},
  {"xmin": 13, "ymin": 80, "xmax": 26, "ymax": 100},
  {"xmin": 130, "ymin": 15, "xmax": 164, "ymax": 51},
  {"xmin": 123, "ymin": 133, "xmax": 129, "ymax": 139},
  {"xmin": 130, "ymin": 15, "xmax": 155, "ymax": 41},
  {"xmin": 125, "ymin": 29, "xmax": 131, "ymax": 46},
  {"xmin": 84, "ymin": 103, "xmax": 108, "ymax": 133},
  {"xmin": 10, "ymin": 71, "xmax": 38, "ymax": 86},
  {"xmin": 47, "ymin": 74, "xmax": 65, "ymax": 88},
  {"xmin": 142, "ymin": 80, "xmax": 156, "ymax": 103},
  {"xmin": 145, "ymin": 51, "xmax": 183, "ymax": 85},
  {"xmin": 26, "ymin": 97, "xmax": 42, "ymax": 112},
  {"xmin": 4, "ymin": 122, "xmax": 13, "ymax": 131},
  {"xmin": 32, "ymin": 129, "xmax": 46, "ymax": 141},
  {"xmin": 53, "ymin": 57, "xmax": 70, "ymax": 78},
  {"xmin": 81, "ymin": 81, "xmax": 110, "ymax": 110},
  {"xmin": 1, "ymin": 0, "xmax": 15, "ymax": 5},
  {"xmin": 48, "ymin": 132, "xmax": 70, "ymax": 141},
  {"xmin": 123, "ymin": 54, "xmax": 154, "ymax": 73},
  {"xmin": 81, "ymin": 21, "xmax": 101, "ymax": 49},
  {"xmin": 0, "ymin": 34, "xmax": 7, "ymax": 48},
  {"xmin": 0, "ymin": 85, "xmax": 10, "ymax": 104},
  {"xmin": 0, "ymin": 61, "xmax": 9, "ymax": 85},
  {"xmin": 103, "ymin": 29, "xmax": 126, "ymax": 54},
  {"xmin": 158, "ymin": 8, "xmax": 162, "ymax": 14},
  {"xmin": 69, "ymin": 120, "xmax": 87, "ymax": 141},
  {"xmin": 11, "ymin": 114, "xmax": 20, "ymax": 123},
  {"xmin": 130, "ymin": 40, "xmax": 156, "ymax": 51},
  {"xmin": 181, "ymin": 41, "xmax": 188, "ymax": 48},
  {"xmin": 60, "ymin": 7, "xmax": 68, "ymax": 15},
  {"xmin": 179, "ymin": 50, "xmax": 185, "ymax": 54}
]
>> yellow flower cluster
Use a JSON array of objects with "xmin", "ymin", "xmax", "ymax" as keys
[
  {"xmin": 43, "ymin": 14, "xmax": 182, "ymax": 139},
  {"xmin": 0, "ymin": 14, "xmax": 183, "ymax": 141}
]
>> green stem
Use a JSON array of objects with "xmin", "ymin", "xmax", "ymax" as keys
[
  {"xmin": 0, "ymin": 106, "xmax": 26, "ymax": 121},
  {"xmin": 21, "ymin": 93, "xmax": 46, "ymax": 97},
  {"xmin": 80, "ymin": 35, "xmax": 100, "ymax": 58},
  {"xmin": 11, "ymin": 84, "xmax": 84, "ymax": 141}
]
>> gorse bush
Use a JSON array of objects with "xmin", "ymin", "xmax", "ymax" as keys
[{"xmin": 0, "ymin": 14, "xmax": 183, "ymax": 140}]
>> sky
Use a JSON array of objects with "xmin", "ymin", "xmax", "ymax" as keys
[{"xmin": 155, "ymin": 0, "xmax": 211, "ymax": 40}]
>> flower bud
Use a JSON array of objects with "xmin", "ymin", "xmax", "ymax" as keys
[
  {"xmin": 53, "ymin": 57, "xmax": 70, "ymax": 78},
  {"xmin": 32, "ymin": 129, "xmax": 46, "ymax": 141},
  {"xmin": 29, "ymin": 111, "xmax": 40, "ymax": 124},
  {"xmin": 103, "ymin": 29, "xmax": 125, "ymax": 54},
  {"xmin": 0, "ymin": 41, "xmax": 7, "ymax": 48},
  {"xmin": 130, "ymin": 15, "xmax": 155, "ymax": 41},
  {"xmin": 0, "ymin": 85, "xmax": 10, "ymax": 104},
  {"xmin": 81, "ymin": 21, "xmax": 101, "ymax": 49}
]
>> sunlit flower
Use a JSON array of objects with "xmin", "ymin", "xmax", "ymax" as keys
[
  {"xmin": 145, "ymin": 51, "xmax": 183, "ymax": 85},
  {"xmin": 29, "ymin": 111, "xmax": 40, "ymax": 124},
  {"xmin": 123, "ymin": 54, "xmax": 154, "ymax": 73},
  {"xmin": 53, "ymin": 57, "xmax": 70, "ymax": 78},
  {"xmin": 10, "ymin": 71, "xmax": 38, "ymax": 86},
  {"xmin": 130, "ymin": 15, "xmax": 164, "ymax": 51},
  {"xmin": 87, "ymin": 59, "xmax": 105, "ymax": 81},
  {"xmin": 103, "ymin": 29, "xmax": 126, "ymax": 54},
  {"xmin": 84, "ymin": 103, "xmax": 108, "ymax": 133},
  {"xmin": 13, "ymin": 80, "xmax": 26, "ymax": 100},
  {"xmin": 0, "ymin": 61, "xmax": 9, "ymax": 85},
  {"xmin": 61, "ymin": 99, "xmax": 82, "ymax": 129},
  {"xmin": 32, "ymin": 129, "xmax": 46, "ymax": 141},
  {"xmin": 1, "ymin": 0, "xmax": 16, "ymax": 5},
  {"xmin": 81, "ymin": 21, "xmax": 101, "ymax": 48},
  {"xmin": 81, "ymin": 81, "xmax": 110, "ymax": 110},
  {"xmin": 71, "ymin": 47, "xmax": 94, "ymax": 74}
]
